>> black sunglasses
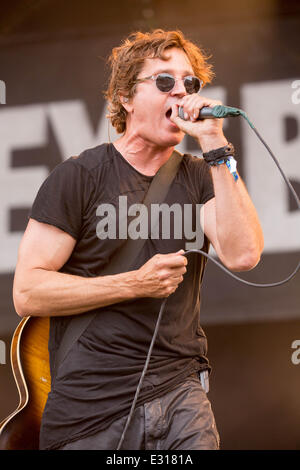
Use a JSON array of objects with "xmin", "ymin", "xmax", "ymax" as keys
[{"xmin": 135, "ymin": 73, "xmax": 203, "ymax": 94}]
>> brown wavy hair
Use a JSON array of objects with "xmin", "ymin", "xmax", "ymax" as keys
[{"xmin": 105, "ymin": 29, "xmax": 214, "ymax": 134}]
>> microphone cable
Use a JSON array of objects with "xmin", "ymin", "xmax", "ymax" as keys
[{"xmin": 116, "ymin": 107, "xmax": 300, "ymax": 450}]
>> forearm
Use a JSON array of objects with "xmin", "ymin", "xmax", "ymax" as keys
[
  {"xmin": 14, "ymin": 268, "xmax": 139, "ymax": 318},
  {"xmin": 200, "ymin": 133, "xmax": 264, "ymax": 269},
  {"xmin": 211, "ymin": 163, "xmax": 264, "ymax": 265}
]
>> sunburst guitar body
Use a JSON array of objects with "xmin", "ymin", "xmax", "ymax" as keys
[{"xmin": 0, "ymin": 317, "xmax": 51, "ymax": 450}]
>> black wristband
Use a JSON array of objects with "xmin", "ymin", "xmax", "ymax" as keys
[{"xmin": 202, "ymin": 143, "xmax": 235, "ymax": 165}]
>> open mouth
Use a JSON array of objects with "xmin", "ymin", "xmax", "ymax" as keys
[
  {"xmin": 165, "ymin": 107, "xmax": 180, "ymax": 130},
  {"xmin": 165, "ymin": 108, "xmax": 172, "ymax": 120}
]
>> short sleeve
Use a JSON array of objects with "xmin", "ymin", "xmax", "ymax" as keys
[
  {"xmin": 198, "ymin": 158, "xmax": 215, "ymax": 205},
  {"xmin": 29, "ymin": 158, "xmax": 95, "ymax": 239}
]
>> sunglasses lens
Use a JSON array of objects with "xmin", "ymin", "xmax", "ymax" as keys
[
  {"xmin": 154, "ymin": 74, "xmax": 201, "ymax": 94},
  {"xmin": 155, "ymin": 74, "xmax": 175, "ymax": 92},
  {"xmin": 184, "ymin": 76, "xmax": 201, "ymax": 94}
]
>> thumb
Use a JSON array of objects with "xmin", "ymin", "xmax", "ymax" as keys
[
  {"xmin": 170, "ymin": 104, "xmax": 191, "ymax": 132},
  {"xmin": 169, "ymin": 103, "xmax": 180, "ymax": 123}
]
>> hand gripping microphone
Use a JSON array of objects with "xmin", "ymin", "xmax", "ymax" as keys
[{"xmin": 178, "ymin": 104, "xmax": 248, "ymax": 121}]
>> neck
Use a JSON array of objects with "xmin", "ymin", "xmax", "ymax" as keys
[{"xmin": 113, "ymin": 132, "xmax": 174, "ymax": 176}]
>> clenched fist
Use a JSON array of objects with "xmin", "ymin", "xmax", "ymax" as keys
[{"xmin": 134, "ymin": 250, "xmax": 188, "ymax": 298}]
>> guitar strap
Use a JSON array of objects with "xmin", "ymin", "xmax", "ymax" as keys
[{"xmin": 53, "ymin": 149, "xmax": 183, "ymax": 379}]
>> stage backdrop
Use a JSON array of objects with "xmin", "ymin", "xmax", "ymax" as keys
[{"xmin": 0, "ymin": 0, "xmax": 299, "ymax": 450}]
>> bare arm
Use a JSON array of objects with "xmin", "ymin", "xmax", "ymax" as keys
[
  {"xmin": 200, "ymin": 166, "xmax": 264, "ymax": 272},
  {"xmin": 198, "ymin": 130, "xmax": 264, "ymax": 272},
  {"xmin": 13, "ymin": 219, "xmax": 187, "ymax": 318},
  {"xmin": 171, "ymin": 95, "xmax": 264, "ymax": 272}
]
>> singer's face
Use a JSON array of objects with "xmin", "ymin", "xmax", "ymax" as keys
[{"xmin": 126, "ymin": 47, "xmax": 194, "ymax": 147}]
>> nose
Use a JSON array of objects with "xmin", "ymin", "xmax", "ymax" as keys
[{"xmin": 170, "ymin": 78, "xmax": 186, "ymax": 97}]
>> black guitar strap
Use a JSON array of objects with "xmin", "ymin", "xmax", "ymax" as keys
[{"xmin": 53, "ymin": 150, "xmax": 183, "ymax": 378}]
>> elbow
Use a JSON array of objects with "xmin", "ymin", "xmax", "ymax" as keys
[
  {"xmin": 225, "ymin": 249, "xmax": 262, "ymax": 272},
  {"xmin": 13, "ymin": 287, "xmax": 32, "ymax": 318},
  {"xmin": 219, "ymin": 230, "xmax": 264, "ymax": 272}
]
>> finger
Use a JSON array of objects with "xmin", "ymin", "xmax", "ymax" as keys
[
  {"xmin": 171, "ymin": 274, "xmax": 184, "ymax": 283},
  {"xmin": 163, "ymin": 253, "xmax": 187, "ymax": 268},
  {"xmin": 170, "ymin": 104, "xmax": 194, "ymax": 131},
  {"xmin": 155, "ymin": 249, "xmax": 185, "ymax": 258},
  {"xmin": 174, "ymin": 265, "xmax": 187, "ymax": 275},
  {"xmin": 180, "ymin": 95, "xmax": 223, "ymax": 121}
]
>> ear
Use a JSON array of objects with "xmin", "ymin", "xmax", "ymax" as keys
[{"xmin": 120, "ymin": 95, "xmax": 133, "ymax": 113}]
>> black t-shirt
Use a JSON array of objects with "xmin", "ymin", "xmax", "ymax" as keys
[{"xmin": 29, "ymin": 143, "xmax": 215, "ymax": 450}]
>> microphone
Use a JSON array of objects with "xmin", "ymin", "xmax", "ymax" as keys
[
  {"xmin": 178, "ymin": 105, "xmax": 244, "ymax": 120},
  {"xmin": 178, "ymin": 106, "xmax": 215, "ymax": 120}
]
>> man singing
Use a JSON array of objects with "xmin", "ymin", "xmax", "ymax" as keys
[{"xmin": 13, "ymin": 29, "xmax": 264, "ymax": 450}]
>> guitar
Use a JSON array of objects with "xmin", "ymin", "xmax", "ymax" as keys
[{"xmin": 0, "ymin": 316, "xmax": 51, "ymax": 450}]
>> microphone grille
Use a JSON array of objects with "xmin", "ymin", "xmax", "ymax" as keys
[{"xmin": 178, "ymin": 106, "xmax": 186, "ymax": 120}]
